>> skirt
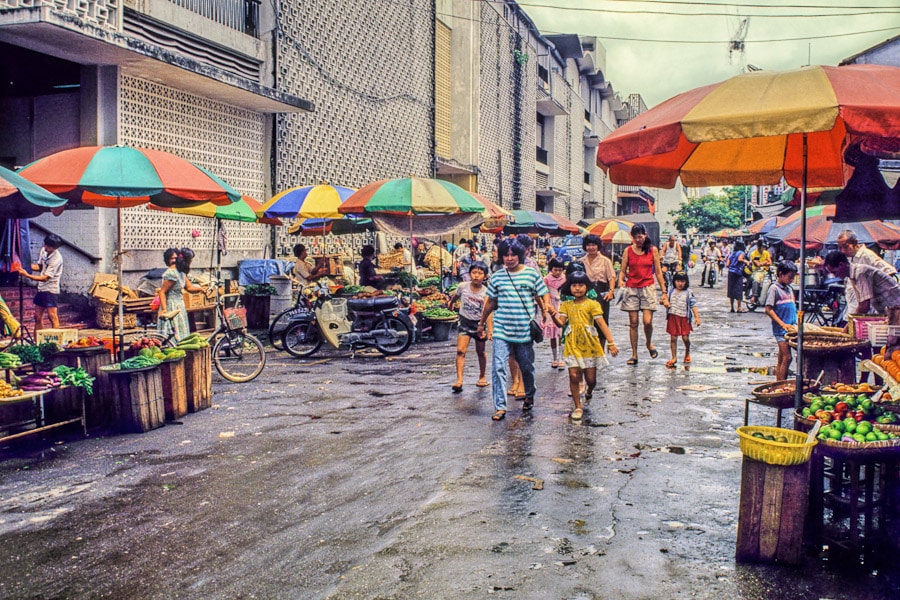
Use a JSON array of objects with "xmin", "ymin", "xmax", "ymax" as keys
[
  {"xmin": 666, "ymin": 314, "xmax": 692, "ymax": 336},
  {"xmin": 727, "ymin": 272, "xmax": 744, "ymax": 301}
]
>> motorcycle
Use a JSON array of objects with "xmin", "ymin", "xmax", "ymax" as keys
[
  {"xmin": 281, "ymin": 284, "xmax": 414, "ymax": 358},
  {"xmin": 701, "ymin": 257, "xmax": 717, "ymax": 288},
  {"xmin": 743, "ymin": 267, "xmax": 773, "ymax": 311}
]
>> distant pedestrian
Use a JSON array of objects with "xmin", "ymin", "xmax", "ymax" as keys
[
  {"xmin": 450, "ymin": 261, "xmax": 490, "ymax": 392},
  {"xmin": 764, "ymin": 261, "xmax": 799, "ymax": 381},
  {"xmin": 547, "ymin": 270, "xmax": 619, "ymax": 420},
  {"xmin": 665, "ymin": 272, "xmax": 701, "ymax": 368},
  {"xmin": 618, "ymin": 223, "xmax": 668, "ymax": 365},
  {"xmin": 726, "ymin": 240, "xmax": 749, "ymax": 313}
]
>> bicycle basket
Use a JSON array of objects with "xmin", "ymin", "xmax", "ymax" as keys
[
  {"xmin": 224, "ymin": 307, "xmax": 247, "ymax": 329},
  {"xmin": 320, "ymin": 298, "xmax": 348, "ymax": 321}
]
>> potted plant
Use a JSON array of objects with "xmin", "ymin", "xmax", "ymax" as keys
[{"xmin": 241, "ymin": 283, "xmax": 277, "ymax": 329}]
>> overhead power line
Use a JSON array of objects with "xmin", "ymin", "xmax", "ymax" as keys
[{"xmin": 515, "ymin": 1, "xmax": 899, "ymax": 18}]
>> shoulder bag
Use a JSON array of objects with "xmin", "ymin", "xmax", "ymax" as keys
[{"xmin": 506, "ymin": 269, "xmax": 543, "ymax": 343}]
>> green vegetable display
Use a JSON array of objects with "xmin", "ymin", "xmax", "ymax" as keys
[
  {"xmin": 7, "ymin": 344, "xmax": 43, "ymax": 366},
  {"xmin": 176, "ymin": 333, "xmax": 209, "ymax": 350},
  {"xmin": 52, "ymin": 365, "xmax": 96, "ymax": 395},
  {"xmin": 418, "ymin": 276, "xmax": 441, "ymax": 287},
  {"xmin": 423, "ymin": 307, "xmax": 457, "ymax": 320},
  {"xmin": 0, "ymin": 352, "xmax": 22, "ymax": 368},
  {"xmin": 115, "ymin": 355, "xmax": 163, "ymax": 370}
]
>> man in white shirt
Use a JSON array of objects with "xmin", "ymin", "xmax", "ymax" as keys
[
  {"xmin": 836, "ymin": 230, "xmax": 896, "ymax": 315},
  {"xmin": 18, "ymin": 234, "xmax": 64, "ymax": 330}
]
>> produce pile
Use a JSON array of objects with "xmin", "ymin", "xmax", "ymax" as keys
[
  {"xmin": 51, "ymin": 365, "xmax": 95, "ymax": 394},
  {"xmin": 110, "ymin": 354, "xmax": 162, "ymax": 370},
  {"xmin": 7, "ymin": 342, "xmax": 60, "ymax": 366},
  {"xmin": 411, "ymin": 286, "xmax": 451, "ymax": 314},
  {"xmin": 821, "ymin": 382, "xmax": 876, "ymax": 394},
  {"xmin": 130, "ymin": 337, "xmax": 163, "ymax": 353},
  {"xmin": 17, "ymin": 370, "xmax": 62, "ymax": 392},
  {"xmin": 802, "ymin": 393, "xmax": 900, "ymax": 445},
  {"xmin": 175, "ymin": 333, "xmax": 208, "ymax": 350},
  {"xmin": 421, "ymin": 307, "xmax": 457, "ymax": 320},
  {"xmin": 0, "ymin": 352, "xmax": 22, "ymax": 369},
  {"xmin": 66, "ymin": 336, "xmax": 105, "ymax": 349},
  {"xmin": 0, "ymin": 380, "xmax": 23, "ymax": 399},
  {"xmin": 786, "ymin": 331, "xmax": 868, "ymax": 352}
]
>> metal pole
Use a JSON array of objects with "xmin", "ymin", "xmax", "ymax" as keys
[{"xmin": 795, "ymin": 134, "xmax": 808, "ymax": 410}]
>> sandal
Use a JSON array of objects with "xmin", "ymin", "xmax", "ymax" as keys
[
  {"xmin": 626, "ymin": 357, "xmax": 639, "ymax": 366},
  {"xmin": 451, "ymin": 384, "xmax": 463, "ymax": 393},
  {"xmin": 522, "ymin": 397, "xmax": 534, "ymax": 411},
  {"xmin": 584, "ymin": 387, "xmax": 594, "ymax": 400},
  {"xmin": 684, "ymin": 356, "xmax": 692, "ymax": 364},
  {"xmin": 476, "ymin": 379, "xmax": 489, "ymax": 387},
  {"xmin": 492, "ymin": 410, "xmax": 506, "ymax": 421},
  {"xmin": 648, "ymin": 347, "xmax": 659, "ymax": 359},
  {"xmin": 665, "ymin": 359, "xmax": 677, "ymax": 369},
  {"xmin": 570, "ymin": 408, "xmax": 583, "ymax": 420}
]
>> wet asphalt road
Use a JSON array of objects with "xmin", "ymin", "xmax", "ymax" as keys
[{"xmin": 1, "ymin": 280, "xmax": 898, "ymax": 599}]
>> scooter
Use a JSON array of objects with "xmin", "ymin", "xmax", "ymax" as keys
[
  {"xmin": 701, "ymin": 257, "xmax": 717, "ymax": 288},
  {"xmin": 743, "ymin": 267, "xmax": 774, "ymax": 311},
  {"xmin": 281, "ymin": 283, "xmax": 414, "ymax": 358}
]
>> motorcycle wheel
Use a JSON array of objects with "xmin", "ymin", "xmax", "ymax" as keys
[
  {"xmin": 708, "ymin": 269, "xmax": 716, "ymax": 287},
  {"xmin": 373, "ymin": 316, "xmax": 413, "ymax": 356},
  {"xmin": 282, "ymin": 321, "xmax": 324, "ymax": 358}
]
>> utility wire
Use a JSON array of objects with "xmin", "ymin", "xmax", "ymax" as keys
[{"xmin": 516, "ymin": 1, "xmax": 899, "ymax": 18}]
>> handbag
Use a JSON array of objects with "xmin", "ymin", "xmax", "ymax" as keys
[{"xmin": 505, "ymin": 269, "xmax": 543, "ymax": 343}]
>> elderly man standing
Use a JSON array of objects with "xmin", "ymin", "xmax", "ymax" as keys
[
  {"xmin": 477, "ymin": 239, "xmax": 550, "ymax": 421},
  {"xmin": 823, "ymin": 251, "xmax": 900, "ymax": 316},
  {"xmin": 835, "ymin": 230, "xmax": 896, "ymax": 315}
]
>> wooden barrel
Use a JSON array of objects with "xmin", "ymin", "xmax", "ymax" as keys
[
  {"xmin": 184, "ymin": 346, "xmax": 212, "ymax": 413},
  {"xmin": 63, "ymin": 347, "xmax": 112, "ymax": 428},
  {"xmin": 159, "ymin": 358, "xmax": 187, "ymax": 420},
  {"xmin": 107, "ymin": 366, "xmax": 165, "ymax": 433}
]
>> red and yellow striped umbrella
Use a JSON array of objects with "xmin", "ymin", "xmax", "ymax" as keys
[{"xmin": 597, "ymin": 64, "xmax": 900, "ymax": 189}]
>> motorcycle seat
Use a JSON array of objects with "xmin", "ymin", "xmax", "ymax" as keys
[{"xmin": 347, "ymin": 296, "xmax": 399, "ymax": 312}]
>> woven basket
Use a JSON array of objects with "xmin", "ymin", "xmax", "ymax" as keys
[
  {"xmin": 737, "ymin": 425, "xmax": 817, "ymax": 466},
  {"xmin": 752, "ymin": 379, "xmax": 818, "ymax": 401},
  {"xmin": 95, "ymin": 301, "xmax": 137, "ymax": 329},
  {"xmin": 815, "ymin": 436, "xmax": 900, "ymax": 458}
]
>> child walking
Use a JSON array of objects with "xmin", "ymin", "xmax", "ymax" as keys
[
  {"xmin": 764, "ymin": 261, "xmax": 798, "ymax": 381},
  {"xmin": 543, "ymin": 258, "xmax": 566, "ymax": 368},
  {"xmin": 450, "ymin": 261, "xmax": 490, "ymax": 392},
  {"xmin": 665, "ymin": 271, "xmax": 701, "ymax": 368},
  {"xmin": 547, "ymin": 271, "xmax": 619, "ymax": 420}
]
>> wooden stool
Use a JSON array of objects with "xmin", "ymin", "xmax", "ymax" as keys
[
  {"xmin": 159, "ymin": 358, "xmax": 187, "ymax": 421},
  {"xmin": 107, "ymin": 366, "xmax": 165, "ymax": 433},
  {"xmin": 184, "ymin": 346, "xmax": 212, "ymax": 413}
]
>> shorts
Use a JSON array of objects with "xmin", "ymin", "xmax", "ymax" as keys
[
  {"xmin": 458, "ymin": 316, "xmax": 481, "ymax": 338},
  {"xmin": 620, "ymin": 286, "xmax": 658, "ymax": 312},
  {"xmin": 33, "ymin": 291, "xmax": 58, "ymax": 308},
  {"xmin": 775, "ymin": 335, "xmax": 788, "ymax": 343}
]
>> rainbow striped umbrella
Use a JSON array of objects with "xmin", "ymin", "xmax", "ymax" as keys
[
  {"xmin": 257, "ymin": 184, "xmax": 356, "ymax": 219},
  {"xmin": 584, "ymin": 218, "xmax": 633, "ymax": 244},
  {"xmin": 150, "ymin": 195, "xmax": 281, "ymax": 225},
  {"xmin": 339, "ymin": 178, "xmax": 483, "ymax": 215}
]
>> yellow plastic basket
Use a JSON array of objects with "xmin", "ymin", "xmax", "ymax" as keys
[{"xmin": 736, "ymin": 426, "xmax": 817, "ymax": 466}]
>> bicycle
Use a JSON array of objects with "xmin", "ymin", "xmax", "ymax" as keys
[
  {"xmin": 268, "ymin": 287, "xmax": 315, "ymax": 350},
  {"xmin": 141, "ymin": 284, "xmax": 266, "ymax": 383}
]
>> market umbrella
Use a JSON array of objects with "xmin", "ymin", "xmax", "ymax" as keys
[
  {"xmin": 584, "ymin": 218, "xmax": 633, "ymax": 244},
  {"xmin": 18, "ymin": 145, "xmax": 241, "ymax": 358},
  {"xmin": 472, "ymin": 193, "xmax": 513, "ymax": 234},
  {"xmin": 747, "ymin": 215, "xmax": 783, "ymax": 236},
  {"xmin": 597, "ymin": 64, "xmax": 900, "ymax": 408},
  {"xmin": 287, "ymin": 216, "xmax": 375, "ymax": 236},
  {"xmin": 764, "ymin": 204, "xmax": 900, "ymax": 251},
  {"xmin": 502, "ymin": 210, "xmax": 580, "ymax": 236},
  {"xmin": 257, "ymin": 184, "xmax": 356, "ymax": 219},
  {"xmin": 0, "ymin": 165, "xmax": 67, "ymax": 219}
]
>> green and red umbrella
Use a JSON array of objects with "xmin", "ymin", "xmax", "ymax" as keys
[
  {"xmin": 0, "ymin": 165, "xmax": 67, "ymax": 219},
  {"xmin": 764, "ymin": 204, "xmax": 900, "ymax": 250},
  {"xmin": 17, "ymin": 145, "xmax": 241, "ymax": 208},
  {"xmin": 502, "ymin": 210, "xmax": 580, "ymax": 236},
  {"xmin": 150, "ymin": 195, "xmax": 280, "ymax": 225}
]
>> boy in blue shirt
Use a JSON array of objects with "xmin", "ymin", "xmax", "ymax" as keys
[{"xmin": 764, "ymin": 261, "xmax": 798, "ymax": 381}]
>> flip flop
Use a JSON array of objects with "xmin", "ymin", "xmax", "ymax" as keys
[
  {"xmin": 648, "ymin": 348, "xmax": 659, "ymax": 359},
  {"xmin": 665, "ymin": 359, "xmax": 677, "ymax": 369},
  {"xmin": 476, "ymin": 380, "xmax": 489, "ymax": 387},
  {"xmin": 451, "ymin": 384, "xmax": 463, "ymax": 393},
  {"xmin": 492, "ymin": 410, "xmax": 506, "ymax": 421},
  {"xmin": 570, "ymin": 408, "xmax": 583, "ymax": 420},
  {"xmin": 684, "ymin": 356, "xmax": 692, "ymax": 364},
  {"xmin": 626, "ymin": 357, "xmax": 639, "ymax": 366}
]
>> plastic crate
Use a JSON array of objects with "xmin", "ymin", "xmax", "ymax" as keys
[
  {"xmin": 850, "ymin": 315, "xmax": 886, "ymax": 341},
  {"xmin": 868, "ymin": 324, "xmax": 900, "ymax": 348},
  {"xmin": 736, "ymin": 426, "xmax": 816, "ymax": 466}
]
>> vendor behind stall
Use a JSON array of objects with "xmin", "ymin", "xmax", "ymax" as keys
[
  {"xmin": 292, "ymin": 243, "xmax": 328, "ymax": 287},
  {"xmin": 358, "ymin": 244, "xmax": 384, "ymax": 289},
  {"xmin": 823, "ymin": 251, "xmax": 900, "ymax": 315}
]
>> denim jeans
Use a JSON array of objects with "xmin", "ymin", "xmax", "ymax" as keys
[{"xmin": 491, "ymin": 338, "xmax": 536, "ymax": 412}]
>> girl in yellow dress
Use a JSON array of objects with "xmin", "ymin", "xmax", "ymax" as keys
[{"xmin": 548, "ymin": 271, "xmax": 618, "ymax": 420}]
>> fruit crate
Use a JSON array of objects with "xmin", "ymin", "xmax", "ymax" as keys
[
  {"xmin": 868, "ymin": 324, "xmax": 900, "ymax": 348},
  {"xmin": 737, "ymin": 425, "xmax": 817, "ymax": 466},
  {"xmin": 849, "ymin": 315, "xmax": 887, "ymax": 341}
]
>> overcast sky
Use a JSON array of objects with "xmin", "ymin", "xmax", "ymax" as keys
[{"xmin": 520, "ymin": 0, "xmax": 899, "ymax": 107}]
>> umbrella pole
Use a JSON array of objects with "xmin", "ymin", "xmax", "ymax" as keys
[
  {"xmin": 117, "ymin": 203, "xmax": 125, "ymax": 362},
  {"xmin": 795, "ymin": 134, "xmax": 808, "ymax": 410}
]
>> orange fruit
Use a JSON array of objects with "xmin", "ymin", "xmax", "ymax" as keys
[
  {"xmin": 891, "ymin": 350, "xmax": 900, "ymax": 363},
  {"xmin": 873, "ymin": 354, "xmax": 884, "ymax": 365}
]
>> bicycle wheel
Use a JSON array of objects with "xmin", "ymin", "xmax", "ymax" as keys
[
  {"xmin": 212, "ymin": 330, "xmax": 266, "ymax": 383},
  {"xmin": 373, "ymin": 316, "xmax": 412, "ymax": 356},
  {"xmin": 268, "ymin": 305, "xmax": 310, "ymax": 351},
  {"xmin": 282, "ymin": 321, "xmax": 323, "ymax": 358}
]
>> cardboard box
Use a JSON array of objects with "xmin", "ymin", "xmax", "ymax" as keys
[
  {"xmin": 182, "ymin": 291, "xmax": 212, "ymax": 309},
  {"xmin": 36, "ymin": 328, "xmax": 78, "ymax": 347},
  {"xmin": 89, "ymin": 273, "xmax": 120, "ymax": 304}
]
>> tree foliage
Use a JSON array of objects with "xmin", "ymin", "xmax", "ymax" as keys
[{"xmin": 672, "ymin": 186, "xmax": 750, "ymax": 234}]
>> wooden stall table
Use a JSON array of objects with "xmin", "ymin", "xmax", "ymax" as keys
[
  {"xmin": 0, "ymin": 387, "xmax": 86, "ymax": 444},
  {"xmin": 103, "ymin": 364, "xmax": 165, "ymax": 433},
  {"xmin": 183, "ymin": 346, "xmax": 212, "ymax": 413}
]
